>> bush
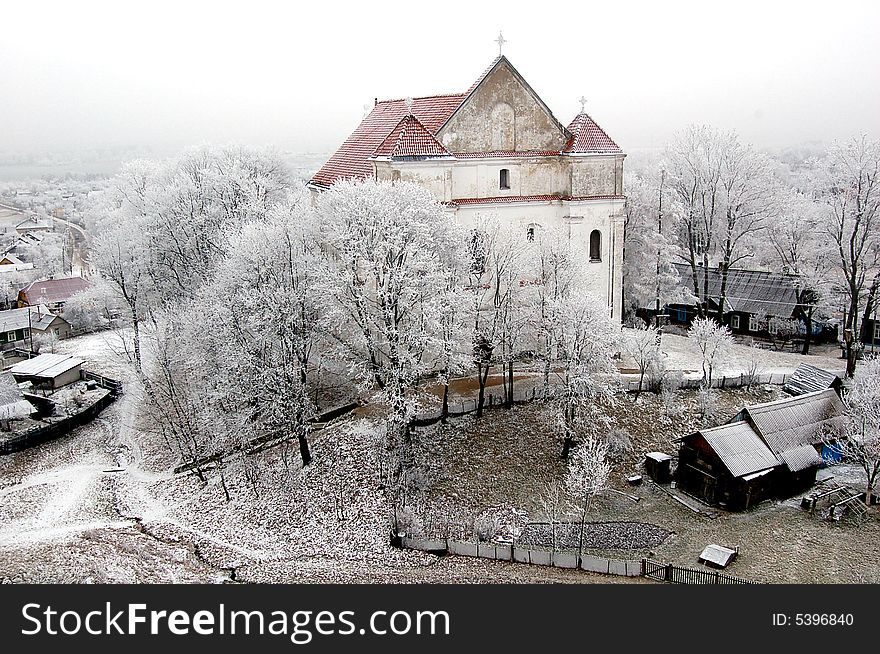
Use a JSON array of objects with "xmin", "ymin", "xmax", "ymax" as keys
[{"xmin": 604, "ymin": 427, "xmax": 633, "ymax": 462}]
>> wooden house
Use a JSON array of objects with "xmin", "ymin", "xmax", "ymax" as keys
[
  {"xmin": 643, "ymin": 263, "xmax": 837, "ymax": 343},
  {"xmin": 676, "ymin": 389, "xmax": 847, "ymax": 510}
]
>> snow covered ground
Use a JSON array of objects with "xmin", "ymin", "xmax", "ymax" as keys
[{"xmin": 0, "ymin": 329, "xmax": 870, "ymax": 584}]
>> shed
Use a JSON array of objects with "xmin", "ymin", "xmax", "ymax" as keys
[
  {"xmin": 783, "ymin": 364, "xmax": 842, "ymax": 397},
  {"xmin": 0, "ymin": 372, "xmax": 35, "ymax": 428},
  {"xmin": 644, "ymin": 451, "xmax": 672, "ymax": 483},
  {"xmin": 676, "ymin": 422, "xmax": 779, "ymax": 510},
  {"xmin": 10, "ymin": 353, "xmax": 84, "ymax": 389}
]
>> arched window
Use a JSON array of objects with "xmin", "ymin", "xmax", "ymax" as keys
[
  {"xmin": 589, "ymin": 229, "xmax": 602, "ymax": 262},
  {"xmin": 499, "ymin": 168, "xmax": 510, "ymax": 190}
]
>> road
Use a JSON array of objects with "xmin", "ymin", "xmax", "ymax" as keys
[{"xmin": 0, "ymin": 201, "xmax": 91, "ymax": 277}]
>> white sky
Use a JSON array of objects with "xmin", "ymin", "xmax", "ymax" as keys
[{"xmin": 1, "ymin": 0, "xmax": 878, "ymax": 156}]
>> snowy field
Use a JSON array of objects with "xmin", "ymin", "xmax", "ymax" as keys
[{"xmin": 0, "ymin": 329, "xmax": 872, "ymax": 584}]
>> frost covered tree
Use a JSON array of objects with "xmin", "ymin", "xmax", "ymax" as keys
[
  {"xmin": 821, "ymin": 136, "xmax": 880, "ymax": 376},
  {"xmin": 528, "ymin": 224, "xmax": 577, "ymax": 393},
  {"xmin": 840, "ymin": 357, "xmax": 880, "ymax": 504},
  {"xmin": 666, "ymin": 125, "xmax": 725, "ymax": 318},
  {"xmin": 623, "ymin": 163, "xmax": 689, "ymax": 321},
  {"xmin": 565, "ymin": 435, "xmax": 611, "ymax": 562},
  {"xmin": 666, "ymin": 126, "xmax": 777, "ymax": 320},
  {"xmin": 554, "ymin": 288, "xmax": 620, "ymax": 459},
  {"xmin": 688, "ymin": 317, "xmax": 733, "ymax": 388},
  {"xmin": 193, "ymin": 194, "xmax": 326, "ymax": 468},
  {"xmin": 767, "ymin": 189, "xmax": 831, "ymax": 354},
  {"xmin": 317, "ymin": 180, "xmax": 459, "ymax": 464},
  {"xmin": 624, "ymin": 323, "xmax": 660, "ymax": 396},
  {"xmin": 465, "ymin": 216, "xmax": 527, "ymax": 416}
]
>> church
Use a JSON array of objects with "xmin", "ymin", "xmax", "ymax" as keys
[{"xmin": 310, "ymin": 52, "xmax": 627, "ymax": 319}]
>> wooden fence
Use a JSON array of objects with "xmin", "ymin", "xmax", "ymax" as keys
[
  {"xmin": 0, "ymin": 391, "xmax": 117, "ymax": 455},
  {"xmin": 642, "ymin": 558, "xmax": 757, "ymax": 585}
]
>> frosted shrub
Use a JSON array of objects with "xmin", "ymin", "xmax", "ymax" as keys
[{"xmin": 604, "ymin": 427, "xmax": 633, "ymax": 462}]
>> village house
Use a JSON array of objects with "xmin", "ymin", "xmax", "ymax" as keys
[
  {"xmin": 0, "ymin": 253, "xmax": 35, "ymax": 272},
  {"xmin": 17, "ymin": 275, "xmax": 90, "ymax": 314},
  {"xmin": 676, "ymin": 389, "xmax": 846, "ymax": 510},
  {"xmin": 644, "ymin": 263, "xmax": 837, "ymax": 344},
  {"xmin": 14, "ymin": 216, "xmax": 53, "ymax": 236},
  {"xmin": 310, "ymin": 54, "xmax": 627, "ymax": 318},
  {"xmin": 0, "ymin": 304, "xmax": 71, "ymax": 349}
]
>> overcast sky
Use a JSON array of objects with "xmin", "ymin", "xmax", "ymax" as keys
[{"xmin": 1, "ymin": 0, "xmax": 878, "ymax": 157}]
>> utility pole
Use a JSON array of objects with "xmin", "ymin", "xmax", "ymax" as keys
[{"xmin": 655, "ymin": 167, "xmax": 665, "ymax": 333}]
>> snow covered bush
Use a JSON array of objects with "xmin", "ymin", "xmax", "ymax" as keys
[{"xmin": 688, "ymin": 317, "xmax": 733, "ymax": 387}]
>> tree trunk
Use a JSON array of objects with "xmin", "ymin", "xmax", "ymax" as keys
[
  {"xmin": 441, "ymin": 382, "xmax": 450, "ymax": 423},
  {"xmin": 476, "ymin": 362, "xmax": 489, "ymax": 418},
  {"xmin": 801, "ymin": 309, "xmax": 813, "ymax": 355},
  {"xmin": 505, "ymin": 361, "xmax": 514, "ymax": 408},
  {"xmin": 561, "ymin": 434, "xmax": 573, "ymax": 460},
  {"xmin": 298, "ymin": 432, "xmax": 312, "ymax": 467}
]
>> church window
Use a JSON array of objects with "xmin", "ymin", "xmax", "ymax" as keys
[
  {"xmin": 500, "ymin": 169, "xmax": 510, "ymax": 190},
  {"xmin": 589, "ymin": 230, "xmax": 601, "ymax": 262}
]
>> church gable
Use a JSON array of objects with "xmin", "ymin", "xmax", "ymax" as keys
[{"xmin": 436, "ymin": 57, "xmax": 570, "ymax": 153}]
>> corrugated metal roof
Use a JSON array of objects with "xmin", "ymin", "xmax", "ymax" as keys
[
  {"xmin": 698, "ymin": 421, "xmax": 780, "ymax": 478},
  {"xmin": 743, "ymin": 389, "xmax": 846, "ymax": 455},
  {"xmin": 779, "ymin": 444, "xmax": 823, "ymax": 472},
  {"xmin": 783, "ymin": 364, "xmax": 841, "ymax": 396},
  {"xmin": 10, "ymin": 353, "xmax": 83, "ymax": 378},
  {"xmin": 20, "ymin": 276, "xmax": 91, "ymax": 305},
  {"xmin": 671, "ymin": 263, "xmax": 799, "ymax": 318}
]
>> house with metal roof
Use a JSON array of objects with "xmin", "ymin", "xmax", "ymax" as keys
[
  {"xmin": 783, "ymin": 364, "xmax": 843, "ymax": 397},
  {"xmin": 646, "ymin": 263, "xmax": 837, "ymax": 344},
  {"xmin": 0, "ymin": 304, "xmax": 71, "ymax": 348},
  {"xmin": 17, "ymin": 275, "xmax": 91, "ymax": 314},
  {"xmin": 310, "ymin": 52, "xmax": 627, "ymax": 319},
  {"xmin": 676, "ymin": 389, "xmax": 847, "ymax": 510}
]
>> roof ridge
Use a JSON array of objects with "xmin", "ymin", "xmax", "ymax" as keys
[
  {"xmin": 378, "ymin": 93, "xmax": 466, "ymax": 104},
  {"xmin": 745, "ymin": 388, "xmax": 837, "ymax": 411}
]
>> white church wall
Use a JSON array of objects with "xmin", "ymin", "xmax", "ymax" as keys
[
  {"xmin": 451, "ymin": 199, "xmax": 623, "ymax": 315},
  {"xmin": 569, "ymin": 156, "xmax": 624, "ymax": 197}
]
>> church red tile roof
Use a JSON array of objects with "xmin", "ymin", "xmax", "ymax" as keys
[
  {"xmin": 311, "ymin": 95, "xmax": 464, "ymax": 188},
  {"xmin": 311, "ymin": 57, "xmax": 623, "ymax": 188},
  {"xmin": 564, "ymin": 113, "xmax": 622, "ymax": 154},
  {"xmin": 373, "ymin": 114, "xmax": 452, "ymax": 159}
]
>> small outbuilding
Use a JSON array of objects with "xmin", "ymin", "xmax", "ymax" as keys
[
  {"xmin": 677, "ymin": 421, "xmax": 779, "ymax": 510},
  {"xmin": 10, "ymin": 353, "xmax": 84, "ymax": 390},
  {"xmin": 783, "ymin": 364, "xmax": 842, "ymax": 397},
  {"xmin": 0, "ymin": 373, "xmax": 35, "ymax": 429},
  {"xmin": 645, "ymin": 451, "xmax": 673, "ymax": 483}
]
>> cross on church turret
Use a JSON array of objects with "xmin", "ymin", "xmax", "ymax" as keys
[
  {"xmin": 495, "ymin": 31, "xmax": 506, "ymax": 55},
  {"xmin": 579, "ymin": 96, "xmax": 587, "ymax": 113}
]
